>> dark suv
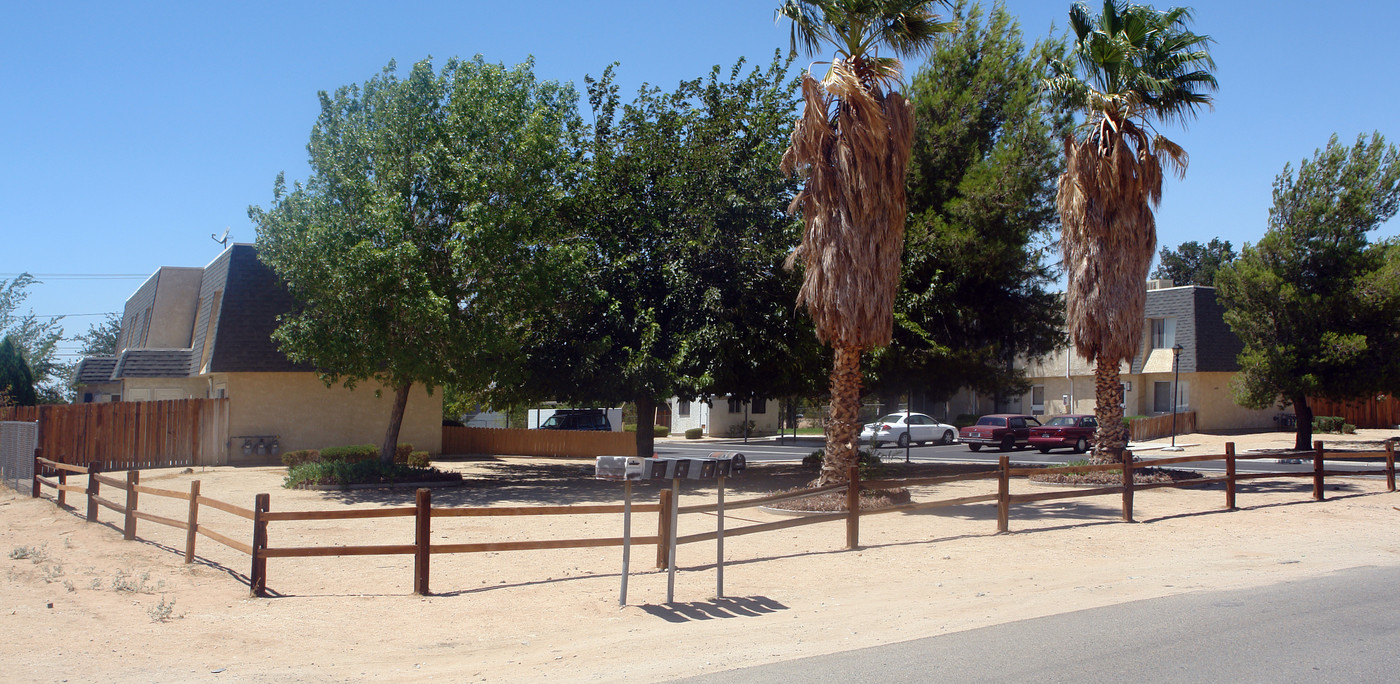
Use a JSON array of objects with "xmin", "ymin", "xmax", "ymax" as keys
[
  {"xmin": 958, "ymin": 414, "xmax": 1041, "ymax": 452},
  {"xmin": 537, "ymin": 409, "xmax": 612, "ymax": 431}
]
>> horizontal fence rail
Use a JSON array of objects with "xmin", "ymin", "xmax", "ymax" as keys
[{"xmin": 21, "ymin": 439, "xmax": 1398, "ymax": 599}]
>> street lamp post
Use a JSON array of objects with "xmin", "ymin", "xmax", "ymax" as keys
[{"xmin": 1168, "ymin": 343, "xmax": 1184, "ymax": 450}]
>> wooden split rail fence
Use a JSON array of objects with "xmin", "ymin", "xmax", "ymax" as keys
[{"xmin": 26, "ymin": 440, "xmax": 1397, "ymax": 597}]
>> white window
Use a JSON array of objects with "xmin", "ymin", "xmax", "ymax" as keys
[
  {"xmin": 1030, "ymin": 386, "xmax": 1045, "ymax": 415},
  {"xmin": 1151, "ymin": 317, "xmax": 1177, "ymax": 349}
]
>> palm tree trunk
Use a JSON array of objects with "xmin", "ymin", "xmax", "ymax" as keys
[
  {"xmin": 821, "ymin": 345, "xmax": 863, "ymax": 486},
  {"xmin": 380, "ymin": 381, "xmax": 413, "ymax": 465},
  {"xmin": 1090, "ymin": 358, "xmax": 1127, "ymax": 464}
]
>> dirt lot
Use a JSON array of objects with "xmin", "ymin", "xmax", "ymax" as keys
[{"xmin": 3, "ymin": 429, "xmax": 1398, "ymax": 683}]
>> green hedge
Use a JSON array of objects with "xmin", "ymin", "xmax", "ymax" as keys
[
  {"xmin": 684, "ymin": 427, "xmax": 703, "ymax": 439},
  {"xmin": 1313, "ymin": 416, "xmax": 1345, "ymax": 434},
  {"xmin": 653, "ymin": 425, "xmax": 670, "ymax": 438},
  {"xmin": 283, "ymin": 459, "xmax": 460, "ymax": 489},
  {"xmin": 281, "ymin": 449, "xmax": 320, "ymax": 468},
  {"xmin": 408, "ymin": 451, "xmax": 430, "ymax": 468}
]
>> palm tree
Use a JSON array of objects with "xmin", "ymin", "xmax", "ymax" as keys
[
  {"xmin": 1044, "ymin": 1, "xmax": 1216, "ymax": 463},
  {"xmin": 776, "ymin": 0, "xmax": 955, "ymax": 485}
]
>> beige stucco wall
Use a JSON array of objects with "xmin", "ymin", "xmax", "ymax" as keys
[
  {"xmin": 218, "ymin": 372, "xmax": 443, "ymax": 463},
  {"xmin": 147, "ymin": 268, "xmax": 203, "ymax": 348},
  {"xmin": 120, "ymin": 377, "xmax": 209, "ymax": 401},
  {"xmin": 1020, "ymin": 371, "xmax": 1280, "ymax": 431},
  {"xmin": 1186, "ymin": 371, "xmax": 1281, "ymax": 431}
]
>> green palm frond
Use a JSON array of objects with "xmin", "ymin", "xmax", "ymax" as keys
[{"xmin": 775, "ymin": 0, "xmax": 957, "ymax": 83}]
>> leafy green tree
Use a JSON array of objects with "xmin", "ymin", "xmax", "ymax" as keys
[
  {"xmin": 1044, "ymin": 0, "xmax": 1217, "ymax": 462},
  {"xmin": 1216, "ymin": 132, "xmax": 1400, "ymax": 450},
  {"xmin": 867, "ymin": 1, "xmax": 1068, "ymax": 412},
  {"xmin": 1152, "ymin": 238, "xmax": 1235, "ymax": 286},
  {"xmin": 777, "ymin": 0, "xmax": 958, "ymax": 485},
  {"xmin": 0, "ymin": 336, "xmax": 38, "ymax": 407},
  {"xmin": 491, "ymin": 56, "xmax": 813, "ymax": 460},
  {"xmin": 0, "ymin": 274, "xmax": 65, "ymax": 402},
  {"xmin": 251, "ymin": 56, "xmax": 582, "ymax": 463}
]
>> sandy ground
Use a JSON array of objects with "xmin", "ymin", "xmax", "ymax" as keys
[{"xmin": 2, "ymin": 428, "xmax": 1398, "ymax": 683}]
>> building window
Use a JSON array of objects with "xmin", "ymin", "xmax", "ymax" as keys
[
  {"xmin": 728, "ymin": 397, "xmax": 743, "ymax": 413},
  {"xmin": 1151, "ymin": 317, "xmax": 1176, "ymax": 349},
  {"xmin": 751, "ymin": 398, "xmax": 766, "ymax": 414},
  {"xmin": 678, "ymin": 400, "xmax": 691, "ymax": 417},
  {"xmin": 83, "ymin": 393, "xmax": 94, "ymax": 403},
  {"xmin": 1153, "ymin": 382, "xmax": 1172, "ymax": 413}
]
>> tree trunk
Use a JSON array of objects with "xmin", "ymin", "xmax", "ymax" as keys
[
  {"xmin": 1090, "ymin": 357, "xmax": 1127, "ymax": 464},
  {"xmin": 381, "ymin": 381, "xmax": 413, "ymax": 465},
  {"xmin": 634, "ymin": 396, "xmax": 656, "ymax": 460},
  {"xmin": 1293, "ymin": 395, "xmax": 1314, "ymax": 451},
  {"xmin": 821, "ymin": 345, "xmax": 864, "ymax": 486}
]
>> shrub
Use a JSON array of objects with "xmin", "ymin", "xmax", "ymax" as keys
[
  {"xmin": 623, "ymin": 424, "xmax": 637, "ymax": 432},
  {"xmin": 319, "ymin": 444, "xmax": 379, "ymax": 463},
  {"xmin": 1342, "ymin": 423, "xmax": 1357, "ymax": 434},
  {"xmin": 281, "ymin": 449, "xmax": 320, "ymax": 468},
  {"xmin": 653, "ymin": 425, "xmax": 670, "ymax": 438},
  {"xmin": 407, "ymin": 451, "xmax": 431, "ymax": 468},
  {"xmin": 684, "ymin": 427, "xmax": 703, "ymax": 439},
  {"xmin": 283, "ymin": 459, "xmax": 461, "ymax": 489},
  {"xmin": 953, "ymin": 414, "xmax": 979, "ymax": 428},
  {"xmin": 802, "ymin": 449, "xmax": 882, "ymax": 476},
  {"xmin": 726, "ymin": 420, "xmax": 756, "ymax": 438},
  {"xmin": 393, "ymin": 443, "xmax": 414, "ymax": 464},
  {"xmin": 1313, "ymin": 416, "xmax": 1345, "ymax": 434}
]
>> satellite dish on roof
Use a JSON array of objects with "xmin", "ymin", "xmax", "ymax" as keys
[{"xmin": 211, "ymin": 228, "xmax": 230, "ymax": 248}]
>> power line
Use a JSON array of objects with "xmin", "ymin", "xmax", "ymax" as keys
[
  {"xmin": 33, "ymin": 313, "xmax": 119, "ymax": 318},
  {"xmin": 0, "ymin": 273, "xmax": 147, "ymax": 279}
]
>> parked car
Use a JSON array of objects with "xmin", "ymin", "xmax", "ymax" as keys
[
  {"xmin": 860, "ymin": 412, "xmax": 959, "ymax": 448},
  {"xmin": 958, "ymin": 414, "xmax": 1041, "ymax": 452},
  {"xmin": 536, "ymin": 409, "xmax": 612, "ymax": 431},
  {"xmin": 1028, "ymin": 414, "xmax": 1097, "ymax": 454}
]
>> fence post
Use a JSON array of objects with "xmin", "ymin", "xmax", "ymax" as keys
[
  {"xmin": 845, "ymin": 465, "xmax": 860, "ymax": 550},
  {"xmin": 1313, "ymin": 441, "xmax": 1325, "ymax": 501},
  {"xmin": 1225, "ymin": 442, "xmax": 1237, "ymax": 510},
  {"xmin": 1386, "ymin": 441, "xmax": 1395, "ymax": 493},
  {"xmin": 656, "ymin": 488, "xmax": 672, "ymax": 569},
  {"xmin": 31, "ymin": 450, "xmax": 42, "ymax": 498},
  {"xmin": 414, "ymin": 488, "xmax": 431, "ymax": 596},
  {"xmin": 250, "ymin": 493, "xmax": 270, "ymax": 597},
  {"xmin": 86, "ymin": 462, "xmax": 101, "ymax": 522},
  {"xmin": 1121, "ymin": 450, "xmax": 1134, "ymax": 522},
  {"xmin": 123, "ymin": 470, "xmax": 139, "ymax": 541},
  {"xmin": 997, "ymin": 454, "xmax": 1010, "ymax": 533},
  {"xmin": 185, "ymin": 480, "xmax": 201, "ymax": 563},
  {"xmin": 57, "ymin": 467, "xmax": 67, "ymax": 507}
]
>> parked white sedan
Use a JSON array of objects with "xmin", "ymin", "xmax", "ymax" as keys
[{"xmin": 860, "ymin": 413, "xmax": 959, "ymax": 448}]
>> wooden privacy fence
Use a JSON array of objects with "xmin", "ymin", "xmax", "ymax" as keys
[
  {"xmin": 442, "ymin": 426, "xmax": 635, "ymax": 458},
  {"xmin": 26, "ymin": 440, "xmax": 1398, "ymax": 598},
  {"xmin": 1309, "ymin": 396, "xmax": 1400, "ymax": 429},
  {"xmin": 1128, "ymin": 411, "xmax": 1196, "ymax": 442},
  {"xmin": 0, "ymin": 399, "xmax": 229, "ymax": 469}
]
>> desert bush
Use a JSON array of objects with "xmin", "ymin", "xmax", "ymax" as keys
[
  {"xmin": 408, "ymin": 451, "xmax": 430, "ymax": 468},
  {"xmin": 1313, "ymin": 416, "xmax": 1345, "ymax": 434},
  {"xmin": 684, "ymin": 427, "xmax": 703, "ymax": 439},
  {"xmin": 319, "ymin": 444, "xmax": 379, "ymax": 463},
  {"xmin": 653, "ymin": 425, "xmax": 670, "ymax": 438},
  {"xmin": 1342, "ymin": 423, "xmax": 1357, "ymax": 434},
  {"xmin": 281, "ymin": 449, "xmax": 320, "ymax": 468},
  {"xmin": 726, "ymin": 420, "xmax": 756, "ymax": 438},
  {"xmin": 393, "ymin": 443, "xmax": 414, "ymax": 464},
  {"xmin": 283, "ymin": 459, "xmax": 461, "ymax": 488}
]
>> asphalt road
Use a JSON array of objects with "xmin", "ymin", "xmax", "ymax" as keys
[
  {"xmin": 675, "ymin": 564, "xmax": 1400, "ymax": 683},
  {"xmin": 655, "ymin": 437, "xmax": 1385, "ymax": 476}
]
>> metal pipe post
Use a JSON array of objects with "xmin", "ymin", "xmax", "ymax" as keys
[{"xmin": 619, "ymin": 480, "xmax": 632, "ymax": 606}]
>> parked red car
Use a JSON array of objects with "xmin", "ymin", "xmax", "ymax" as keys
[
  {"xmin": 959, "ymin": 414, "xmax": 1041, "ymax": 452},
  {"xmin": 1028, "ymin": 414, "xmax": 1098, "ymax": 454}
]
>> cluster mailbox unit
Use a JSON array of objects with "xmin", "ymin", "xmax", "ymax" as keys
[{"xmin": 595, "ymin": 453, "xmax": 745, "ymax": 605}]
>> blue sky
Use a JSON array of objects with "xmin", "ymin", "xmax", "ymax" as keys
[{"xmin": 3, "ymin": 1, "xmax": 1398, "ymax": 361}]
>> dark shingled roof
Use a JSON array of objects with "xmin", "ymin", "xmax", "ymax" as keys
[
  {"xmin": 113, "ymin": 349, "xmax": 196, "ymax": 378},
  {"xmin": 74, "ymin": 357, "xmax": 118, "ymax": 384},
  {"xmin": 206, "ymin": 245, "xmax": 309, "ymax": 373}
]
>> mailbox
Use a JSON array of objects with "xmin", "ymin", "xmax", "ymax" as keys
[
  {"xmin": 644, "ymin": 457, "xmax": 690, "ymax": 479},
  {"xmin": 708, "ymin": 452, "xmax": 746, "ymax": 475},
  {"xmin": 595, "ymin": 456, "xmax": 645, "ymax": 481},
  {"xmin": 686, "ymin": 458, "xmax": 718, "ymax": 480}
]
